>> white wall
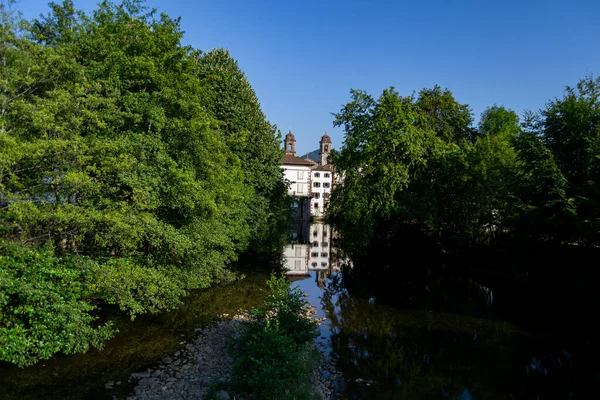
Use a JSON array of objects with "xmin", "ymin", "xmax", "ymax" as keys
[
  {"xmin": 283, "ymin": 243, "xmax": 309, "ymax": 275},
  {"xmin": 282, "ymin": 165, "xmax": 311, "ymax": 197},
  {"xmin": 309, "ymin": 169, "xmax": 333, "ymax": 217},
  {"xmin": 308, "ymin": 223, "xmax": 331, "ymax": 270}
]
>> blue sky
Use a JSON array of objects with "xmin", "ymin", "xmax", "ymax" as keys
[{"xmin": 19, "ymin": 0, "xmax": 600, "ymax": 155}]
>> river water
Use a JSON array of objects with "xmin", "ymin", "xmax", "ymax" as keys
[
  {"xmin": 2, "ymin": 221, "xmax": 598, "ymax": 399},
  {"xmin": 285, "ymin": 221, "xmax": 600, "ymax": 399}
]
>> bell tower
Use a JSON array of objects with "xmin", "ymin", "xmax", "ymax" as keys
[
  {"xmin": 284, "ymin": 130, "xmax": 296, "ymax": 155},
  {"xmin": 319, "ymin": 132, "xmax": 332, "ymax": 165}
]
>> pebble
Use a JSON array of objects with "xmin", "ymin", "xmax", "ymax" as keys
[{"xmin": 126, "ymin": 311, "xmax": 334, "ymax": 400}]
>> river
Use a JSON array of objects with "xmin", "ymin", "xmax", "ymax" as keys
[
  {"xmin": 286, "ymin": 221, "xmax": 599, "ymax": 399},
  {"xmin": 1, "ymin": 221, "xmax": 598, "ymax": 399}
]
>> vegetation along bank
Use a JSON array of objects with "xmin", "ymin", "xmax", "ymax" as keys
[{"xmin": 0, "ymin": 0, "xmax": 289, "ymax": 367}]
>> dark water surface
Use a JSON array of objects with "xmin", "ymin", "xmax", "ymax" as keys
[
  {"xmin": 288, "ymin": 222, "xmax": 600, "ymax": 400},
  {"xmin": 2, "ymin": 221, "xmax": 599, "ymax": 399}
]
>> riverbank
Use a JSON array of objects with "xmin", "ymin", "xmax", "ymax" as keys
[
  {"xmin": 0, "ymin": 272, "xmax": 272, "ymax": 400},
  {"xmin": 122, "ymin": 312, "xmax": 334, "ymax": 400}
]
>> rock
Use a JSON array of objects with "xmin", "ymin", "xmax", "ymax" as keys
[
  {"xmin": 152, "ymin": 370, "xmax": 165, "ymax": 378},
  {"xmin": 215, "ymin": 390, "xmax": 231, "ymax": 400},
  {"xmin": 138, "ymin": 377, "xmax": 155, "ymax": 386},
  {"xmin": 131, "ymin": 372, "xmax": 152, "ymax": 379}
]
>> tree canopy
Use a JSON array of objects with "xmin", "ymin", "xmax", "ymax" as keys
[
  {"xmin": 329, "ymin": 77, "xmax": 599, "ymax": 253},
  {"xmin": 0, "ymin": 0, "xmax": 287, "ymax": 366}
]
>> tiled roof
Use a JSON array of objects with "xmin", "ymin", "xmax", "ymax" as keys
[
  {"xmin": 311, "ymin": 164, "xmax": 335, "ymax": 171},
  {"xmin": 281, "ymin": 154, "xmax": 317, "ymax": 166}
]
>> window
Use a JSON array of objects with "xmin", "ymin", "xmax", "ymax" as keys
[
  {"xmin": 325, "ymin": 145, "xmax": 329, "ymax": 151},
  {"xmin": 294, "ymin": 260, "xmax": 301, "ymax": 270},
  {"xmin": 321, "ymin": 252, "xmax": 328, "ymax": 257},
  {"xmin": 297, "ymin": 170, "xmax": 304, "ymax": 179},
  {"xmin": 297, "ymin": 183, "xmax": 303, "ymax": 193},
  {"xmin": 288, "ymin": 143, "xmax": 292, "ymax": 151},
  {"xmin": 313, "ymin": 230, "xmax": 318, "ymax": 237},
  {"xmin": 292, "ymin": 200, "xmax": 299, "ymax": 208},
  {"xmin": 314, "ymin": 193, "xmax": 320, "ymax": 199},
  {"xmin": 314, "ymin": 172, "xmax": 320, "ymax": 178},
  {"xmin": 314, "ymin": 202, "xmax": 319, "ymax": 209},
  {"xmin": 312, "ymin": 241, "xmax": 319, "ymax": 247},
  {"xmin": 311, "ymin": 252, "xmax": 319, "ymax": 257},
  {"xmin": 313, "ymin": 182, "xmax": 321, "ymax": 188},
  {"xmin": 312, "ymin": 262, "xmax": 318, "ymax": 267},
  {"xmin": 295, "ymin": 247, "xmax": 302, "ymax": 256},
  {"xmin": 324, "ymin": 173, "xmax": 330, "ymax": 178},
  {"xmin": 322, "ymin": 242, "xmax": 329, "ymax": 247},
  {"xmin": 321, "ymin": 262, "xmax": 328, "ymax": 267},
  {"xmin": 324, "ymin": 193, "xmax": 330, "ymax": 199},
  {"xmin": 323, "ymin": 182, "xmax": 331, "ymax": 188}
]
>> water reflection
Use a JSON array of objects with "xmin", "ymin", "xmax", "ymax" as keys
[
  {"xmin": 284, "ymin": 223, "xmax": 598, "ymax": 399},
  {"xmin": 283, "ymin": 221, "xmax": 342, "ymax": 287}
]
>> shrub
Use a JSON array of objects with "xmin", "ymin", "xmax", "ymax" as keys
[
  {"xmin": 250, "ymin": 273, "xmax": 319, "ymax": 345},
  {"xmin": 0, "ymin": 240, "xmax": 114, "ymax": 367},
  {"xmin": 233, "ymin": 328, "xmax": 313, "ymax": 400},
  {"xmin": 232, "ymin": 273, "xmax": 319, "ymax": 399}
]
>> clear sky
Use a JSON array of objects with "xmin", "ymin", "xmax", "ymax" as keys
[{"xmin": 18, "ymin": 0, "xmax": 600, "ymax": 155}]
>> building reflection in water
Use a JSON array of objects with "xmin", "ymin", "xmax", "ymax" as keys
[{"xmin": 283, "ymin": 221, "xmax": 341, "ymax": 287}]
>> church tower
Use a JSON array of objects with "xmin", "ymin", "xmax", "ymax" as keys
[
  {"xmin": 319, "ymin": 132, "xmax": 332, "ymax": 165},
  {"xmin": 284, "ymin": 130, "xmax": 296, "ymax": 155}
]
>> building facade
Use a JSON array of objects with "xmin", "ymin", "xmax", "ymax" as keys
[
  {"xmin": 280, "ymin": 131, "xmax": 336, "ymax": 219},
  {"xmin": 283, "ymin": 221, "xmax": 340, "ymax": 282}
]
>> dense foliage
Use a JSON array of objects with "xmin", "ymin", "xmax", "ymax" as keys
[
  {"xmin": 232, "ymin": 274, "xmax": 319, "ymax": 400},
  {"xmin": 0, "ymin": 0, "xmax": 287, "ymax": 366},
  {"xmin": 329, "ymin": 78, "xmax": 600, "ymax": 252}
]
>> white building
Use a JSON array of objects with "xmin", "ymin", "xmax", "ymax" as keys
[
  {"xmin": 308, "ymin": 222, "xmax": 331, "ymax": 270},
  {"xmin": 280, "ymin": 131, "xmax": 337, "ymax": 219},
  {"xmin": 283, "ymin": 221, "xmax": 310, "ymax": 275},
  {"xmin": 281, "ymin": 131, "xmax": 315, "ymax": 220},
  {"xmin": 283, "ymin": 221, "xmax": 334, "ymax": 282},
  {"xmin": 309, "ymin": 134, "xmax": 334, "ymax": 219}
]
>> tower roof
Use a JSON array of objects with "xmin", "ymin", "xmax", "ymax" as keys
[
  {"xmin": 285, "ymin": 130, "xmax": 296, "ymax": 141},
  {"xmin": 320, "ymin": 132, "xmax": 332, "ymax": 143}
]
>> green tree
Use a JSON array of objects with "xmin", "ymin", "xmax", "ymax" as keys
[
  {"xmin": 415, "ymin": 85, "xmax": 475, "ymax": 143},
  {"xmin": 0, "ymin": 0, "xmax": 287, "ymax": 366},
  {"xmin": 542, "ymin": 76, "xmax": 600, "ymax": 244},
  {"xmin": 192, "ymin": 48, "xmax": 289, "ymax": 252},
  {"xmin": 479, "ymin": 105, "xmax": 520, "ymax": 138}
]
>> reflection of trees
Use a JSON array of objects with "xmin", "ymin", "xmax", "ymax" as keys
[{"xmin": 321, "ymin": 277, "xmax": 575, "ymax": 399}]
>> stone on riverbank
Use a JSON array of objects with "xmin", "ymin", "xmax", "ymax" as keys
[{"xmin": 124, "ymin": 313, "xmax": 335, "ymax": 400}]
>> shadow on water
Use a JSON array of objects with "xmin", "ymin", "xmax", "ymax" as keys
[
  {"xmin": 286, "ymin": 222, "xmax": 600, "ymax": 399},
  {"xmin": 0, "ymin": 268, "xmax": 273, "ymax": 400}
]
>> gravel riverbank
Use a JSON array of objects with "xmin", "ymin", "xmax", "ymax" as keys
[{"xmin": 118, "ymin": 312, "xmax": 335, "ymax": 400}]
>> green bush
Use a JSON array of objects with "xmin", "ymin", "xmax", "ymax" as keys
[
  {"xmin": 250, "ymin": 273, "xmax": 319, "ymax": 345},
  {"xmin": 232, "ymin": 274, "xmax": 319, "ymax": 399},
  {"xmin": 233, "ymin": 328, "xmax": 313, "ymax": 400},
  {"xmin": 0, "ymin": 240, "xmax": 114, "ymax": 367}
]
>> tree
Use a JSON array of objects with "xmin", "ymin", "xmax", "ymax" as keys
[
  {"xmin": 0, "ymin": 0, "xmax": 287, "ymax": 366},
  {"xmin": 415, "ymin": 85, "xmax": 475, "ymax": 143},
  {"xmin": 542, "ymin": 76, "xmax": 600, "ymax": 244}
]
